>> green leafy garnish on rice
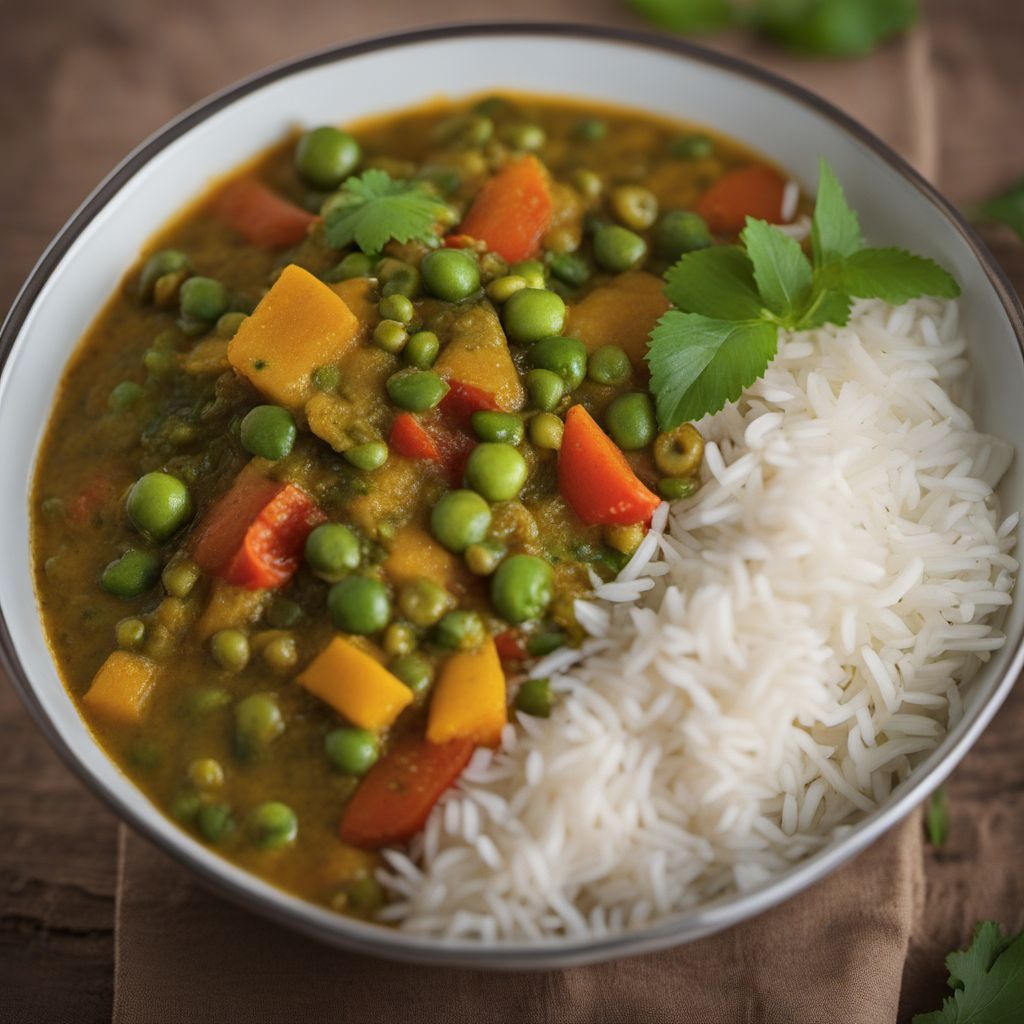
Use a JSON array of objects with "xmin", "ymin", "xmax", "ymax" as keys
[{"xmin": 646, "ymin": 160, "xmax": 961, "ymax": 429}]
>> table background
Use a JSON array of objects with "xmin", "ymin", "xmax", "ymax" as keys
[{"xmin": 3, "ymin": 1, "xmax": 1024, "ymax": 1020}]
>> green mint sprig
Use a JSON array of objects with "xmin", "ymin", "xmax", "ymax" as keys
[{"xmin": 645, "ymin": 160, "xmax": 961, "ymax": 430}]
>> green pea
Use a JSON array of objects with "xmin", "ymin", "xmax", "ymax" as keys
[
  {"xmin": 605, "ymin": 392, "xmax": 657, "ymax": 450},
  {"xmin": 126, "ymin": 472, "xmax": 192, "ymax": 541},
  {"xmin": 669, "ymin": 133, "xmax": 713, "ymax": 160},
  {"xmin": 525, "ymin": 368, "xmax": 565, "ymax": 411},
  {"xmin": 653, "ymin": 211, "xmax": 712, "ymax": 260},
  {"xmin": 471, "ymin": 410, "xmax": 524, "ymax": 445},
  {"xmin": 197, "ymin": 803, "xmax": 235, "ymax": 844},
  {"xmin": 324, "ymin": 727, "xmax": 379, "ymax": 776},
  {"xmin": 249, "ymin": 801, "xmax": 298, "ymax": 849},
  {"xmin": 305, "ymin": 523, "xmax": 360, "ymax": 579},
  {"xmin": 382, "ymin": 622, "xmax": 416, "ymax": 658},
  {"xmin": 234, "ymin": 693, "xmax": 284, "ymax": 760},
  {"xmin": 210, "ymin": 629, "xmax": 250, "ymax": 672},
  {"xmin": 528, "ymin": 412, "xmax": 564, "ymax": 450},
  {"xmin": 325, "ymin": 252, "xmax": 374, "ymax": 282},
  {"xmin": 188, "ymin": 757, "xmax": 224, "ymax": 789},
  {"xmin": 421, "ymin": 249, "xmax": 481, "ymax": 303},
  {"xmin": 510, "ymin": 259, "xmax": 547, "ymax": 289},
  {"xmin": 381, "ymin": 268, "xmax": 421, "ymax": 299},
  {"xmin": 546, "ymin": 252, "xmax": 590, "ymax": 288},
  {"xmin": 571, "ymin": 168, "xmax": 602, "ymax": 202},
  {"xmin": 373, "ymin": 319, "xmax": 408, "ymax": 354},
  {"xmin": 490, "ymin": 554, "xmax": 554, "ymax": 623},
  {"xmin": 344, "ymin": 441, "xmax": 388, "ymax": 471},
  {"xmin": 386, "ymin": 370, "xmax": 449, "ymax": 412},
  {"xmin": 389, "ymin": 654, "xmax": 433, "ymax": 695},
  {"xmin": 464, "ymin": 541, "xmax": 505, "ymax": 576},
  {"xmin": 138, "ymin": 249, "xmax": 191, "ymax": 299},
  {"xmin": 588, "ymin": 345, "xmax": 632, "ymax": 386},
  {"xmin": 430, "ymin": 489, "xmax": 492, "ymax": 553},
  {"xmin": 609, "ymin": 185, "xmax": 658, "ymax": 231},
  {"xmin": 262, "ymin": 636, "xmax": 297, "ymax": 673},
  {"xmin": 266, "ymin": 596, "xmax": 302, "ymax": 629},
  {"xmin": 398, "ymin": 577, "xmax": 453, "ymax": 627},
  {"xmin": 328, "ymin": 576, "xmax": 391, "ymax": 635},
  {"xmin": 144, "ymin": 347, "xmax": 177, "ymax": 377},
  {"xmin": 658, "ymin": 476, "xmax": 698, "ymax": 500},
  {"xmin": 162, "ymin": 559, "xmax": 200, "ymax": 598},
  {"xmin": 115, "ymin": 617, "xmax": 146, "ymax": 649},
  {"xmin": 435, "ymin": 113, "xmax": 493, "ymax": 147},
  {"xmin": 573, "ymin": 117, "xmax": 607, "ymax": 142},
  {"xmin": 313, "ymin": 364, "xmax": 342, "ymax": 392},
  {"xmin": 179, "ymin": 276, "xmax": 229, "ymax": 321},
  {"xmin": 501, "ymin": 122, "xmax": 545, "ymax": 151},
  {"xmin": 515, "ymin": 677, "xmax": 554, "ymax": 717},
  {"xmin": 485, "ymin": 275, "xmax": 528, "ymax": 304},
  {"xmin": 170, "ymin": 791, "xmax": 203, "ymax": 822},
  {"xmin": 239, "ymin": 405, "xmax": 296, "ymax": 461},
  {"xmin": 531, "ymin": 336, "xmax": 588, "ymax": 390},
  {"xmin": 379, "ymin": 293, "xmax": 414, "ymax": 324},
  {"xmin": 464, "ymin": 443, "xmax": 528, "ymax": 502},
  {"xmin": 435, "ymin": 610, "xmax": 485, "ymax": 651},
  {"xmin": 295, "ymin": 126, "xmax": 361, "ymax": 189},
  {"xmin": 594, "ymin": 225, "xmax": 647, "ymax": 272},
  {"xmin": 526, "ymin": 630, "xmax": 567, "ymax": 657},
  {"xmin": 404, "ymin": 331, "xmax": 440, "ymax": 369},
  {"xmin": 109, "ymin": 381, "xmax": 143, "ymax": 412},
  {"xmin": 502, "ymin": 288, "xmax": 566, "ymax": 344},
  {"xmin": 184, "ymin": 685, "xmax": 231, "ymax": 716},
  {"xmin": 100, "ymin": 549, "xmax": 161, "ymax": 599}
]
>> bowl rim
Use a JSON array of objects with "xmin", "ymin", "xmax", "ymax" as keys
[{"xmin": 2, "ymin": 20, "xmax": 1023, "ymax": 970}]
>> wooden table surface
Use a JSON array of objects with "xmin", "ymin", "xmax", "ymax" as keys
[{"xmin": 3, "ymin": 2, "xmax": 1023, "ymax": 1021}]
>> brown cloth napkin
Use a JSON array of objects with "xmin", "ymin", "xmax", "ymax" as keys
[{"xmin": 115, "ymin": 819, "xmax": 923, "ymax": 1024}]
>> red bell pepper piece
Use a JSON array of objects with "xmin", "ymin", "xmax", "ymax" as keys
[
  {"xmin": 389, "ymin": 412, "xmax": 441, "ymax": 461},
  {"xmin": 494, "ymin": 629, "xmax": 527, "ymax": 663},
  {"xmin": 191, "ymin": 465, "xmax": 324, "ymax": 589},
  {"xmin": 438, "ymin": 380, "xmax": 500, "ymax": 433},
  {"xmin": 339, "ymin": 735, "xmax": 475, "ymax": 849},
  {"xmin": 211, "ymin": 178, "xmax": 318, "ymax": 248},
  {"xmin": 695, "ymin": 164, "xmax": 789, "ymax": 234},
  {"xmin": 454, "ymin": 156, "xmax": 552, "ymax": 263},
  {"xmin": 558, "ymin": 405, "xmax": 661, "ymax": 526}
]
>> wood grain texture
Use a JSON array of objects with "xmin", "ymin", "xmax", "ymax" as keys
[{"xmin": 2, "ymin": 1, "xmax": 1024, "ymax": 1021}]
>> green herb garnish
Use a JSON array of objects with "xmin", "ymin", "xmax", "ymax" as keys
[
  {"xmin": 925, "ymin": 785, "xmax": 949, "ymax": 848},
  {"xmin": 913, "ymin": 921, "xmax": 1024, "ymax": 1023},
  {"xmin": 323, "ymin": 170, "xmax": 449, "ymax": 254},
  {"xmin": 646, "ymin": 160, "xmax": 960, "ymax": 429},
  {"xmin": 976, "ymin": 178, "xmax": 1024, "ymax": 241}
]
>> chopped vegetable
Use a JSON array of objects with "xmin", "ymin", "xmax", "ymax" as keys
[
  {"xmin": 695, "ymin": 164, "xmax": 789, "ymax": 233},
  {"xmin": 389, "ymin": 412, "xmax": 441, "ymax": 462},
  {"xmin": 83, "ymin": 651, "xmax": 158, "ymax": 724},
  {"xmin": 455, "ymin": 155, "xmax": 552, "ymax": 263},
  {"xmin": 427, "ymin": 636, "xmax": 506, "ymax": 746},
  {"xmin": 296, "ymin": 636, "xmax": 413, "ymax": 731},
  {"xmin": 384, "ymin": 525, "xmax": 462, "ymax": 591},
  {"xmin": 195, "ymin": 580, "xmax": 271, "ymax": 640},
  {"xmin": 339, "ymin": 735, "xmax": 475, "ymax": 849},
  {"xmin": 211, "ymin": 178, "xmax": 317, "ymax": 248},
  {"xmin": 558, "ymin": 405, "xmax": 660, "ymax": 526},
  {"xmin": 438, "ymin": 380, "xmax": 501, "ymax": 432}
]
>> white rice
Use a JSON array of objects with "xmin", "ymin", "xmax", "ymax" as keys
[{"xmin": 379, "ymin": 298, "xmax": 1018, "ymax": 939}]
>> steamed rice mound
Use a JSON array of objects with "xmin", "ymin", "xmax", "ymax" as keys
[{"xmin": 379, "ymin": 298, "xmax": 1018, "ymax": 940}]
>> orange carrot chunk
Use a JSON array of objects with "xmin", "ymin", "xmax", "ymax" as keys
[
  {"xmin": 191, "ymin": 464, "xmax": 324, "ymax": 590},
  {"xmin": 558, "ymin": 405, "xmax": 661, "ymax": 526},
  {"xmin": 211, "ymin": 178, "xmax": 318, "ymax": 248},
  {"xmin": 696, "ymin": 164, "xmax": 789, "ymax": 234},
  {"xmin": 455, "ymin": 156, "xmax": 552, "ymax": 263},
  {"xmin": 339, "ymin": 735, "xmax": 475, "ymax": 849}
]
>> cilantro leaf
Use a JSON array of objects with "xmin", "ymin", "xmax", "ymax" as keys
[
  {"xmin": 925, "ymin": 785, "xmax": 949, "ymax": 848},
  {"xmin": 647, "ymin": 312, "xmax": 778, "ymax": 427},
  {"xmin": 913, "ymin": 922, "xmax": 1024, "ymax": 1024},
  {"xmin": 741, "ymin": 218, "xmax": 814, "ymax": 321},
  {"xmin": 627, "ymin": 0, "xmax": 734, "ymax": 33},
  {"xmin": 833, "ymin": 248, "xmax": 961, "ymax": 304},
  {"xmin": 811, "ymin": 159, "xmax": 863, "ymax": 265},
  {"xmin": 323, "ymin": 169, "xmax": 449, "ymax": 254},
  {"xmin": 976, "ymin": 178, "xmax": 1024, "ymax": 240},
  {"xmin": 664, "ymin": 246, "xmax": 764, "ymax": 320}
]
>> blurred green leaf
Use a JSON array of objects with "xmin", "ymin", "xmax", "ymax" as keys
[
  {"xmin": 977, "ymin": 178, "xmax": 1024, "ymax": 241},
  {"xmin": 628, "ymin": 0, "xmax": 734, "ymax": 33},
  {"xmin": 925, "ymin": 786, "xmax": 949, "ymax": 848}
]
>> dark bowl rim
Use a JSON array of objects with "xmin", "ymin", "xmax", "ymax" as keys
[{"xmin": 2, "ymin": 20, "xmax": 1023, "ymax": 970}]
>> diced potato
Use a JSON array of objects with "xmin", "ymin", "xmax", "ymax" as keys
[
  {"xmin": 427, "ymin": 637, "xmax": 506, "ymax": 747},
  {"xmin": 433, "ymin": 302, "xmax": 525, "ymax": 410},
  {"xmin": 565, "ymin": 271, "xmax": 669, "ymax": 370},
  {"xmin": 297, "ymin": 636, "xmax": 413, "ymax": 731},
  {"xmin": 329, "ymin": 278, "xmax": 379, "ymax": 343},
  {"xmin": 196, "ymin": 579, "xmax": 271, "ymax": 640},
  {"xmin": 83, "ymin": 651, "xmax": 158, "ymax": 724},
  {"xmin": 228, "ymin": 264, "xmax": 360, "ymax": 410},
  {"xmin": 384, "ymin": 525, "xmax": 462, "ymax": 591}
]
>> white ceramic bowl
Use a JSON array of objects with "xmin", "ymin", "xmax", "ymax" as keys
[{"xmin": 2, "ymin": 24, "xmax": 1023, "ymax": 969}]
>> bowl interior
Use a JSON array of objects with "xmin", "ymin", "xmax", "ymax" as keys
[{"xmin": 1, "ymin": 26, "xmax": 1022, "ymax": 968}]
